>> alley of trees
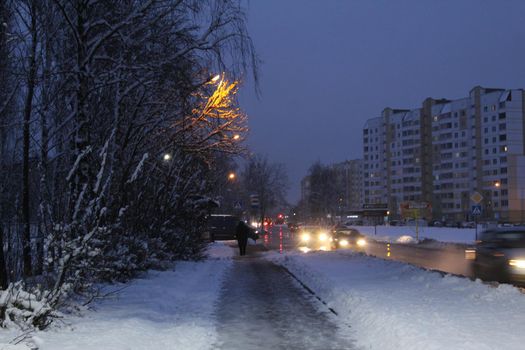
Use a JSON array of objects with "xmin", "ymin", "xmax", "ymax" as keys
[{"xmin": 0, "ymin": 0, "xmax": 256, "ymax": 328}]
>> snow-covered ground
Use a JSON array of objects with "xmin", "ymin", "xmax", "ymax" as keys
[
  {"xmin": 354, "ymin": 225, "xmax": 476, "ymax": 244},
  {"xmin": 268, "ymin": 249, "xmax": 525, "ymax": 350},
  {"xmin": 0, "ymin": 243, "xmax": 233, "ymax": 350},
  {"xmin": 4, "ymin": 240, "xmax": 524, "ymax": 350}
]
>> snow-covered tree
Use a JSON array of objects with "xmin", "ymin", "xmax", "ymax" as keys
[{"xmin": 0, "ymin": 0, "xmax": 257, "ymax": 329}]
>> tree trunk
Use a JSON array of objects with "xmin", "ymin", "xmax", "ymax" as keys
[
  {"xmin": 22, "ymin": 1, "xmax": 38, "ymax": 277},
  {"xmin": 0, "ymin": 229, "xmax": 7, "ymax": 289},
  {"xmin": 0, "ymin": 0, "xmax": 11, "ymax": 289}
]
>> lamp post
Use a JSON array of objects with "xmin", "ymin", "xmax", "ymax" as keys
[{"xmin": 493, "ymin": 180, "xmax": 501, "ymax": 221}]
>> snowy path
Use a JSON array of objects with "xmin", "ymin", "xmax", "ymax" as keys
[
  {"xmin": 35, "ymin": 261, "xmax": 228, "ymax": 350},
  {"xmin": 214, "ymin": 255, "xmax": 356, "ymax": 350},
  {"xmin": 0, "ymin": 243, "xmax": 234, "ymax": 350}
]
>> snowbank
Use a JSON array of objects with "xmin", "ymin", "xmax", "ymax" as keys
[
  {"xmin": 0, "ymin": 345, "xmax": 32, "ymax": 350},
  {"xmin": 268, "ymin": 250, "xmax": 525, "ymax": 350},
  {"xmin": 355, "ymin": 225, "xmax": 476, "ymax": 244},
  {"xmin": 206, "ymin": 241, "xmax": 235, "ymax": 259},
  {"xmin": 0, "ymin": 242, "xmax": 235, "ymax": 350}
]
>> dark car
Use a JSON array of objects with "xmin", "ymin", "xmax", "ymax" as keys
[
  {"xmin": 331, "ymin": 227, "xmax": 368, "ymax": 250},
  {"xmin": 470, "ymin": 227, "xmax": 525, "ymax": 284},
  {"xmin": 263, "ymin": 217, "xmax": 273, "ymax": 227},
  {"xmin": 275, "ymin": 214, "xmax": 285, "ymax": 225},
  {"xmin": 287, "ymin": 222, "xmax": 300, "ymax": 232},
  {"xmin": 203, "ymin": 214, "xmax": 239, "ymax": 241}
]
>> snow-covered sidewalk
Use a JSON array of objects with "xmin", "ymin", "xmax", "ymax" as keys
[
  {"xmin": 268, "ymin": 249, "xmax": 525, "ymax": 350},
  {"xmin": 0, "ymin": 243, "xmax": 233, "ymax": 350}
]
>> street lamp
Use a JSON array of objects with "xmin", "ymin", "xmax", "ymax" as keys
[
  {"xmin": 163, "ymin": 153, "xmax": 171, "ymax": 161},
  {"xmin": 210, "ymin": 74, "xmax": 221, "ymax": 83},
  {"xmin": 228, "ymin": 172, "xmax": 236, "ymax": 181},
  {"xmin": 233, "ymin": 134, "xmax": 241, "ymax": 141}
]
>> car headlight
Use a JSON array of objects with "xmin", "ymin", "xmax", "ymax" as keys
[
  {"xmin": 301, "ymin": 232, "xmax": 311, "ymax": 242},
  {"xmin": 356, "ymin": 238, "xmax": 367, "ymax": 247},
  {"xmin": 318, "ymin": 232, "xmax": 328, "ymax": 242},
  {"xmin": 509, "ymin": 259, "xmax": 525, "ymax": 269},
  {"xmin": 339, "ymin": 239, "xmax": 349, "ymax": 247}
]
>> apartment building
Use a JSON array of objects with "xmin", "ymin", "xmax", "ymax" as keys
[
  {"xmin": 363, "ymin": 116, "xmax": 388, "ymax": 205},
  {"xmin": 363, "ymin": 86, "xmax": 525, "ymax": 223}
]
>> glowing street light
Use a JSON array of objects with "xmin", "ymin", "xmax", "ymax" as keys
[
  {"xmin": 163, "ymin": 153, "xmax": 171, "ymax": 161},
  {"xmin": 233, "ymin": 134, "xmax": 241, "ymax": 141},
  {"xmin": 228, "ymin": 172, "xmax": 236, "ymax": 181},
  {"xmin": 494, "ymin": 181, "xmax": 501, "ymax": 188},
  {"xmin": 210, "ymin": 74, "xmax": 221, "ymax": 83}
]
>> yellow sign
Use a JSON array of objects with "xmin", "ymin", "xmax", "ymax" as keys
[{"xmin": 470, "ymin": 191, "xmax": 483, "ymax": 204}]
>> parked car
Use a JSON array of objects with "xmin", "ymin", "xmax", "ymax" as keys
[
  {"xmin": 331, "ymin": 227, "xmax": 368, "ymax": 251},
  {"xmin": 461, "ymin": 221, "xmax": 476, "ymax": 229},
  {"xmin": 444, "ymin": 221, "xmax": 456, "ymax": 228},
  {"xmin": 470, "ymin": 227, "xmax": 525, "ymax": 285},
  {"xmin": 430, "ymin": 220, "xmax": 443, "ymax": 227},
  {"xmin": 405, "ymin": 219, "xmax": 428, "ymax": 227},
  {"xmin": 203, "ymin": 214, "xmax": 239, "ymax": 241}
]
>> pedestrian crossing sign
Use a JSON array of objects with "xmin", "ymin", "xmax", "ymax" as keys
[{"xmin": 471, "ymin": 205, "xmax": 482, "ymax": 216}]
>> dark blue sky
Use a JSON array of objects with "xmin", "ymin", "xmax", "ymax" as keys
[{"xmin": 238, "ymin": 0, "xmax": 525, "ymax": 203}]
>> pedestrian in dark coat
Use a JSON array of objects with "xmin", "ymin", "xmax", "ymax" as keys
[{"xmin": 236, "ymin": 221, "xmax": 249, "ymax": 256}]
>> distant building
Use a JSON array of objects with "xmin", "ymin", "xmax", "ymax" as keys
[
  {"xmin": 300, "ymin": 175, "xmax": 311, "ymax": 204},
  {"xmin": 363, "ymin": 86, "xmax": 525, "ymax": 223},
  {"xmin": 299, "ymin": 160, "xmax": 363, "ymax": 220},
  {"xmin": 332, "ymin": 159, "xmax": 363, "ymax": 213}
]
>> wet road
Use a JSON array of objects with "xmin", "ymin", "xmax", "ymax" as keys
[
  {"xmin": 365, "ymin": 240, "xmax": 472, "ymax": 277},
  {"xmin": 214, "ymin": 249, "xmax": 356, "ymax": 350},
  {"xmin": 262, "ymin": 225, "xmax": 473, "ymax": 278}
]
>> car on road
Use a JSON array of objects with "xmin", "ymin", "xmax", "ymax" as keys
[
  {"xmin": 263, "ymin": 217, "xmax": 273, "ymax": 227},
  {"xmin": 203, "ymin": 214, "xmax": 239, "ymax": 241},
  {"xmin": 287, "ymin": 222, "xmax": 300, "ymax": 232},
  {"xmin": 297, "ymin": 226, "xmax": 332, "ymax": 251},
  {"xmin": 470, "ymin": 227, "xmax": 525, "ymax": 284},
  {"xmin": 331, "ymin": 227, "xmax": 368, "ymax": 251}
]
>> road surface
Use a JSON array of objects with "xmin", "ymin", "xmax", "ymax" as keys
[
  {"xmin": 214, "ymin": 246, "xmax": 356, "ymax": 350},
  {"xmin": 262, "ymin": 225, "xmax": 473, "ymax": 278}
]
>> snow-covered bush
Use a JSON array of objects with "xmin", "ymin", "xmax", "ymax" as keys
[{"xmin": 0, "ymin": 283, "xmax": 59, "ymax": 330}]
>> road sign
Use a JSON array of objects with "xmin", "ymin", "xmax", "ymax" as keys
[
  {"xmin": 399, "ymin": 201, "xmax": 432, "ymax": 220},
  {"xmin": 470, "ymin": 192, "xmax": 483, "ymax": 204},
  {"xmin": 363, "ymin": 203, "xmax": 388, "ymax": 209},
  {"xmin": 233, "ymin": 201, "xmax": 242, "ymax": 210},
  {"xmin": 249, "ymin": 194, "xmax": 260, "ymax": 208},
  {"xmin": 362, "ymin": 210, "xmax": 388, "ymax": 217},
  {"xmin": 471, "ymin": 205, "xmax": 482, "ymax": 216}
]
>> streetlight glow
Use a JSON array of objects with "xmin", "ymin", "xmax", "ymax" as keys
[
  {"xmin": 228, "ymin": 172, "xmax": 236, "ymax": 180},
  {"xmin": 211, "ymin": 74, "xmax": 221, "ymax": 83},
  {"xmin": 163, "ymin": 153, "xmax": 171, "ymax": 161},
  {"xmin": 233, "ymin": 134, "xmax": 240, "ymax": 140}
]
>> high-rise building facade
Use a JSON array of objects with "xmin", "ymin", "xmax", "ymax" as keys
[{"xmin": 363, "ymin": 86, "xmax": 525, "ymax": 223}]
